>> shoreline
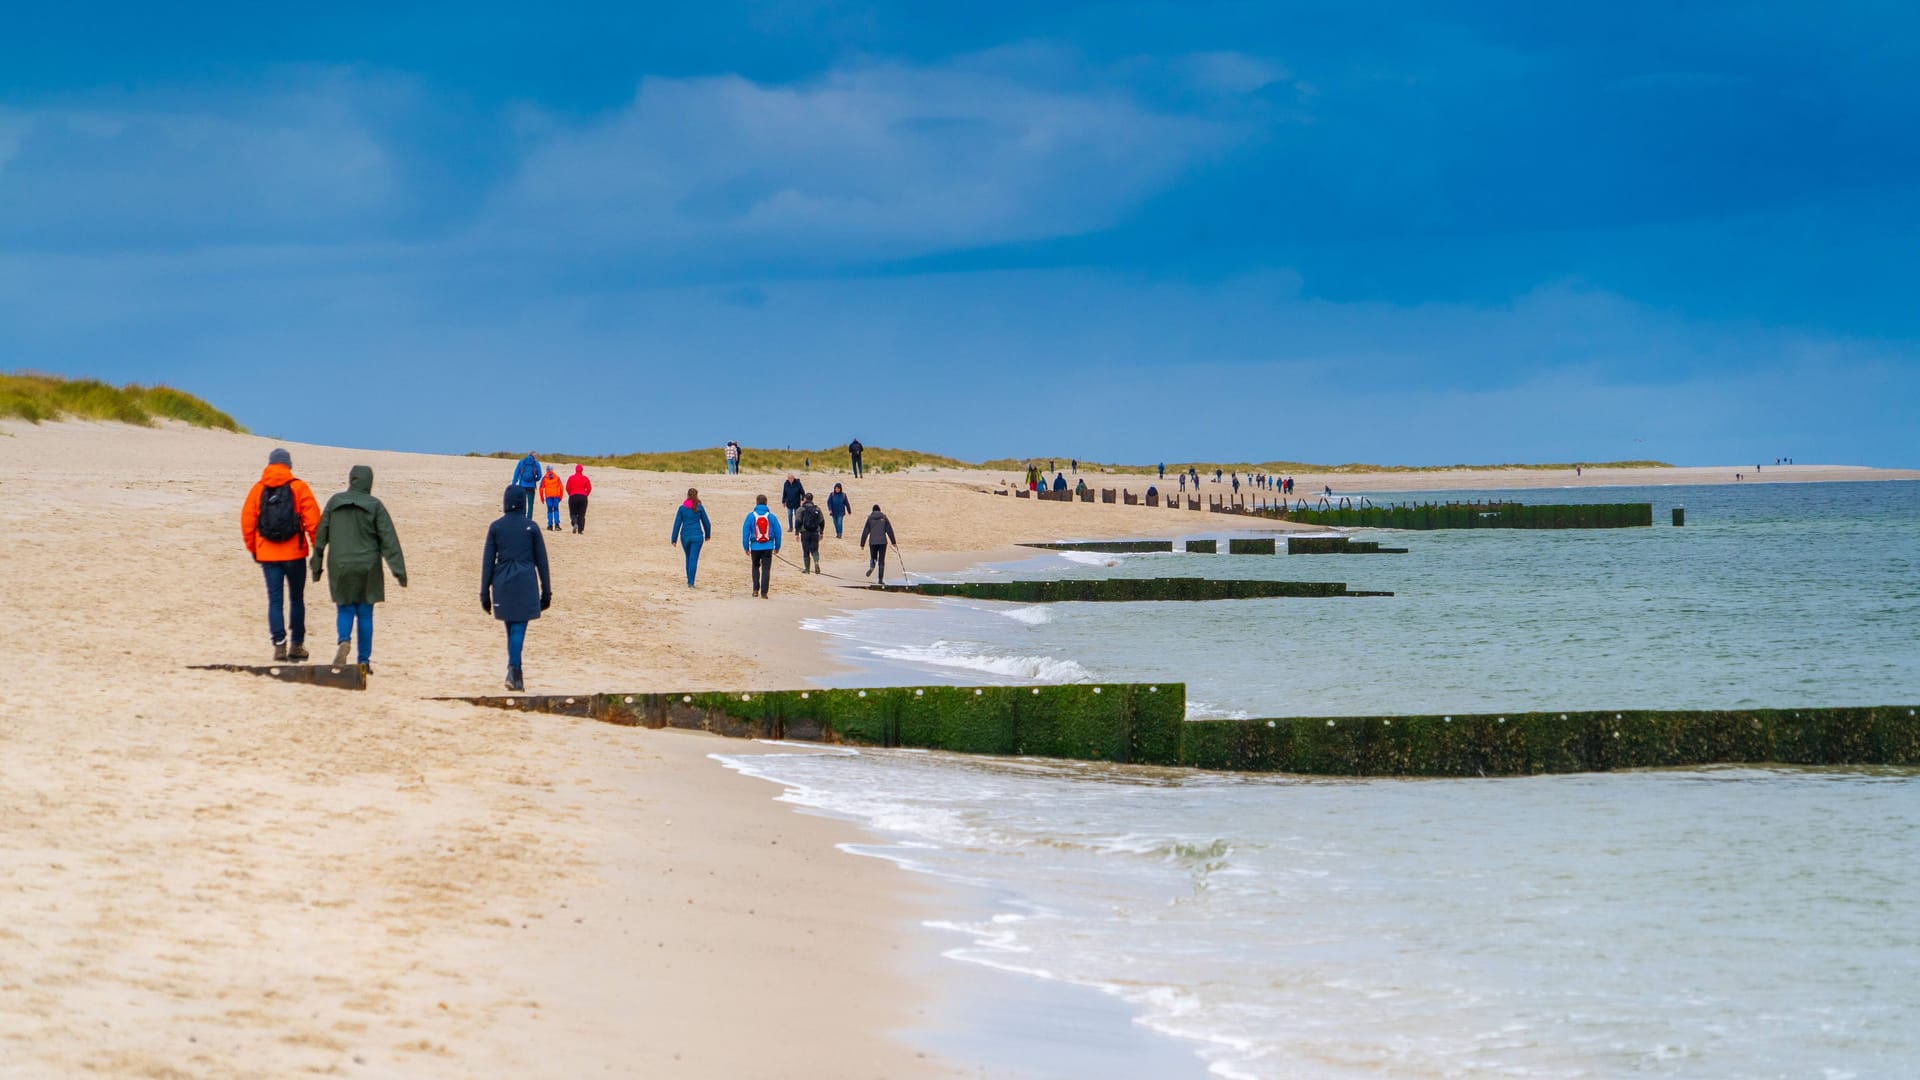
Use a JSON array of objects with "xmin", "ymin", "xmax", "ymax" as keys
[{"xmin": 2, "ymin": 418, "xmax": 1914, "ymax": 1077}]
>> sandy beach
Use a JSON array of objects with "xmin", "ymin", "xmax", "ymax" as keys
[{"xmin": 1, "ymin": 419, "xmax": 1913, "ymax": 1078}]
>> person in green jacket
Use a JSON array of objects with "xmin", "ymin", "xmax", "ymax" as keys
[{"xmin": 309, "ymin": 465, "xmax": 408, "ymax": 675}]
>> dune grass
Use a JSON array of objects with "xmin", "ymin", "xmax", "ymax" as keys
[
  {"xmin": 0, "ymin": 372, "xmax": 246, "ymax": 432},
  {"xmin": 470, "ymin": 445, "xmax": 973, "ymax": 475},
  {"xmin": 472, "ymin": 444, "xmax": 1671, "ymax": 476}
]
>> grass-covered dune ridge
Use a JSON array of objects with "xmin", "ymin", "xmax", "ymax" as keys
[
  {"xmin": 1, "ymin": 372, "xmax": 245, "ymax": 432},
  {"xmin": 473, "ymin": 446, "xmax": 1671, "ymax": 475}
]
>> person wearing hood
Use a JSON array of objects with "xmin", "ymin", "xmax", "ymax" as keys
[
  {"xmin": 670, "ymin": 487, "xmax": 712, "ymax": 587},
  {"xmin": 742, "ymin": 495, "xmax": 782, "ymax": 598},
  {"xmin": 859, "ymin": 504, "xmax": 897, "ymax": 584},
  {"xmin": 848, "ymin": 438, "xmax": 865, "ymax": 478},
  {"xmin": 308, "ymin": 465, "xmax": 408, "ymax": 675},
  {"xmin": 539, "ymin": 467, "xmax": 565, "ymax": 531},
  {"xmin": 780, "ymin": 473, "xmax": 804, "ymax": 529},
  {"xmin": 565, "ymin": 465, "xmax": 592, "ymax": 534},
  {"xmin": 482, "ymin": 486, "xmax": 552, "ymax": 692},
  {"xmin": 511, "ymin": 453, "xmax": 543, "ymax": 519},
  {"xmin": 826, "ymin": 483, "xmax": 851, "ymax": 538},
  {"xmin": 241, "ymin": 447, "xmax": 323, "ymax": 662},
  {"xmin": 1052, "ymin": 472, "xmax": 1067, "ymax": 492},
  {"xmin": 795, "ymin": 492, "xmax": 826, "ymax": 574}
]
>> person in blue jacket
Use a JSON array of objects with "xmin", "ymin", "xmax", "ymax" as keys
[
  {"xmin": 742, "ymin": 495, "xmax": 783, "ymax": 598},
  {"xmin": 1051, "ymin": 472, "xmax": 1067, "ymax": 492},
  {"xmin": 670, "ymin": 487, "xmax": 713, "ymax": 587},
  {"xmin": 482, "ymin": 486, "xmax": 552, "ymax": 692},
  {"xmin": 511, "ymin": 452, "xmax": 542, "ymax": 519},
  {"xmin": 780, "ymin": 473, "xmax": 805, "ymax": 529},
  {"xmin": 826, "ymin": 482, "xmax": 851, "ymax": 538}
]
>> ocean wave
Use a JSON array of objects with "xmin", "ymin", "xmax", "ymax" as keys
[
  {"xmin": 870, "ymin": 640, "xmax": 1092, "ymax": 683},
  {"xmin": 995, "ymin": 605, "xmax": 1054, "ymax": 626}
]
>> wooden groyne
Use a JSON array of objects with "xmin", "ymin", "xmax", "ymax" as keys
[
  {"xmin": 854, "ymin": 578, "xmax": 1390, "ymax": 601},
  {"xmin": 189, "ymin": 663, "xmax": 366, "ymax": 690},
  {"xmin": 996, "ymin": 484, "xmax": 1656, "ymax": 531},
  {"xmin": 1278, "ymin": 501, "xmax": 1653, "ymax": 529},
  {"xmin": 445, "ymin": 685, "xmax": 1920, "ymax": 776}
]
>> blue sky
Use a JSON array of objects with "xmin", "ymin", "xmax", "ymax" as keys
[{"xmin": 2, "ymin": 1, "xmax": 1915, "ymax": 465}]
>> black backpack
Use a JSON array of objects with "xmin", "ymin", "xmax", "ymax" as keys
[{"xmin": 257, "ymin": 483, "xmax": 301, "ymax": 543}]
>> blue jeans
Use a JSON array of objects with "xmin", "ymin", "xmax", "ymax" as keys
[
  {"xmin": 506, "ymin": 621, "xmax": 527, "ymax": 668},
  {"xmin": 520, "ymin": 487, "xmax": 538, "ymax": 517},
  {"xmin": 545, "ymin": 496, "xmax": 561, "ymax": 528},
  {"xmin": 682, "ymin": 540, "xmax": 703, "ymax": 586},
  {"xmin": 261, "ymin": 560, "xmax": 306, "ymax": 646},
  {"xmin": 726, "ymin": 459, "xmax": 738, "ymax": 474},
  {"xmin": 831, "ymin": 513, "xmax": 844, "ymax": 538},
  {"xmin": 335, "ymin": 603, "xmax": 373, "ymax": 663}
]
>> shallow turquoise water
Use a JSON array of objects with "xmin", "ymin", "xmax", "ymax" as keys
[{"xmin": 748, "ymin": 481, "xmax": 1920, "ymax": 1077}]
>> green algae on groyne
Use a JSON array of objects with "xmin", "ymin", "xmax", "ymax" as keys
[
  {"xmin": 855, "ymin": 578, "xmax": 1389, "ymax": 601},
  {"xmin": 1274, "ymin": 501, "xmax": 1654, "ymax": 529},
  {"xmin": 447, "ymin": 686, "xmax": 1920, "ymax": 776}
]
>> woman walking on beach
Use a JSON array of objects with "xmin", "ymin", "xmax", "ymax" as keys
[
  {"xmin": 671, "ymin": 487, "xmax": 712, "ymax": 587},
  {"xmin": 482, "ymin": 487, "xmax": 552, "ymax": 692},
  {"xmin": 308, "ymin": 466, "xmax": 407, "ymax": 676},
  {"xmin": 826, "ymin": 483, "xmax": 850, "ymax": 538}
]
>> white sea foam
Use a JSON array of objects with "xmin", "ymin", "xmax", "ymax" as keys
[
  {"xmin": 870, "ymin": 640, "xmax": 1092, "ymax": 683},
  {"xmin": 995, "ymin": 605, "xmax": 1053, "ymax": 626},
  {"xmin": 1186, "ymin": 701, "xmax": 1252, "ymax": 720}
]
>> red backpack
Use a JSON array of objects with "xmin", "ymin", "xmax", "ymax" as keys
[{"xmin": 752, "ymin": 512, "xmax": 772, "ymax": 544}]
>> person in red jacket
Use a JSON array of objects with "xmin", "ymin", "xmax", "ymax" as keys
[
  {"xmin": 564, "ymin": 464, "xmax": 593, "ymax": 534},
  {"xmin": 240, "ymin": 447, "xmax": 322, "ymax": 661}
]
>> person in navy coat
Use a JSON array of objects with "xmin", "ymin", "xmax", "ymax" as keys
[{"xmin": 482, "ymin": 486, "xmax": 552, "ymax": 691}]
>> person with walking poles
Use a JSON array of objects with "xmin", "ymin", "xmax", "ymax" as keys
[
  {"xmin": 780, "ymin": 472, "xmax": 804, "ymax": 529},
  {"xmin": 540, "ymin": 466, "xmax": 564, "ymax": 531},
  {"xmin": 860, "ymin": 503, "xmax": 897, "ymax": 585},
  {"xmin": 565, "ymin": 464, "xmax": 592, "ymax": 534},
  {"xmin": 796, "ymin": 492, "xmax": 827, "ymax": 574},
  {"xmin": 308, "ymin": 465, "xmax": 407, "ymax": 676},
  {"xmin": 848, "ymin": 438, "xmax": 865, "ymax": 478},
  {"xmin": 670, "ymin": 487, "xmax": 712, "ymax": 587},
  {"xmin": 482, "ymin": 486, "xmax": 552, "ymax": 692},
  {"xmin": 826, "ymin": 482, "xmax": 851, "ymax": 538},
  {"xmin": 241, "ymin": 447, "xmax": 322, "ymax": 662},
  {"xmin": 742, "ymin": 495, "xmax": 782, "ymax": 598}
]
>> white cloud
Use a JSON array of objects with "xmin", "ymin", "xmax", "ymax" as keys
[{"xmin": 483, "ymin": 57, "xmax": 1233, "ymax": 264}]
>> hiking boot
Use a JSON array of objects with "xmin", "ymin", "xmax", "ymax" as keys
[
  {"xmin": 272, "ymin": 641, "xmax": 288, "ymax": 662},
  {"xmin": 287, "ymin": 643, "xmax": 309, "ymax": 662},
  {"xmin": 865, "ymin": 564, "xmax": 874, "ymax": 577},
  {"xmin": 357, "ymin": 662, "xmax": 373, "ymax": 678},
  {"xmin": 506, "ymin": 665, "xmax": 524, "ymax": 692},
  {"xmin": 333, "ymin": 641, "xmax": 353, "ymax": 667}
]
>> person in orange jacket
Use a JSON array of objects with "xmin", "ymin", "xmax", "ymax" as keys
[
  {"xmin": 564, "ymin": 464, "xmax": 592, "ymax": 534},
  {"xmin": 539, "ymin": 467, "xmax": 565, "ymax": 531},
  {"xmin": 240, "ymin": 447, "xmax": 322, "ymax": 661}
]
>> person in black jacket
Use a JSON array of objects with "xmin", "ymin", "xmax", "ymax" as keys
[
  {"xmin": 780, "ymin": 473, "xmax": 804, "ymax": 529},
  {"xmin": 848, "ymin": 439, "xmax": 864, "ymax": 478},
  {"xmin": 796, "ymin": 493, "xmax": 827, "ymax": 574},
  {"xmin": 859, "ymin": 504, "xmax": 897, "ymax": 584},
  {"xmin": 482, "ymin": 486, "xmax": 552, "ymax": 692}
]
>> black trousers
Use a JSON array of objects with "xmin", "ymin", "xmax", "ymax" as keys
[
  {"xmin": 750, "ymin": 549, "xmax": 773, "ymax": 595},
  {"xmin": 851, "ymin": 455, "xmax": 863, "ymax": 477},
  {"xmin": 567, "ymin": 494, "xmax": 588, "ymax": 532},
  {"xmin": 868, "ymin": 544, "xmax": 887, "ymax": 582},
  {"xmin": 801, "ymin": 535, "xmax": 821, "ymax": 567}
]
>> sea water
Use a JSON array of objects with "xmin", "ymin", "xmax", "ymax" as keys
[{"xmin": 722, "ymin": 481, "xmax": 1920, "ymax": 1077}]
